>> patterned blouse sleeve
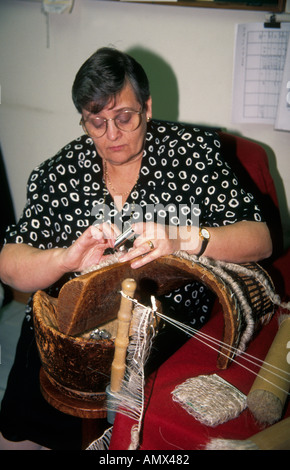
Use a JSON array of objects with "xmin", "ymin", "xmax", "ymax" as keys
[
  {"xmin": 4, "ymin": 161, "xmax": 56, "ymax": 249},
  {"xmin": 196, "ymin": 132, "xmax": 263, "ymax": 227}
]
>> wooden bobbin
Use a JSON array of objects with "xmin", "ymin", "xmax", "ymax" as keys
[
  {"xmin": 110, "ymin": 278, "xmax": 137, "ymax": 393},
  {"xmin": 249, "ymin": 417, "xmax": 290, "ymax": 450},
  {"xmin": 247, "ymin": 316, "xmax": 290, "ymax": 424}
]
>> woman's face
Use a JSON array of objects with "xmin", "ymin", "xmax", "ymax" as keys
[{"xmin": 81, "ymin": 82, "xmax": 152, "ymax": 167}]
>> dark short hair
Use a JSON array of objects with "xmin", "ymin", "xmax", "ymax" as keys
[{"xmin": 72, "ymin": 47, "xmax": 150, "ymax": 114}]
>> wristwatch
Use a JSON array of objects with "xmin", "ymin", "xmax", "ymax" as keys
[{"xmin": 197, "ymin": 227, "xmax": 210, "ymax": 256}]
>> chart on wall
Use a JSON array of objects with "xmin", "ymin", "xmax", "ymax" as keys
[{"xmin": 232, "ymin": 22, "xmax": 290, "ymax": 131}]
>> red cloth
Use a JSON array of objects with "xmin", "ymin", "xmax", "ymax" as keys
[{"xmin": 110, "ymin": 304, "xmax": 290, "ymax": 450}]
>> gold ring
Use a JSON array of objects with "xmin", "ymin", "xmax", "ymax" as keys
[{"xmin": 147, "ymin": 240, "xmax": 154, "ymax": 250}]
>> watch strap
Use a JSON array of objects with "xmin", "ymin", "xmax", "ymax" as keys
[{"xmin": 197, "ymin": 227, "xmax": 210, "ymax": 257}]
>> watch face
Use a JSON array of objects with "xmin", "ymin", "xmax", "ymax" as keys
[{"xmin": 201, "ymin": 228, "xmax": 210, "ymax": 239}]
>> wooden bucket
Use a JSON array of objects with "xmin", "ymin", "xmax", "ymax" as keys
[{"xmin": 33, "ymin": 290, "xmax": 115, "ymax": 405}]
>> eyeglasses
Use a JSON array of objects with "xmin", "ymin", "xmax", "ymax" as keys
[{"xmin": 80, "ymin": 109, "xmax": 143, "ymax": 138}]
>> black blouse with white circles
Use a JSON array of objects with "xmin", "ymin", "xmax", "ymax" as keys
[{"xmin": 5, "ymin": 120, "xmax": 263, "ymax": 329}]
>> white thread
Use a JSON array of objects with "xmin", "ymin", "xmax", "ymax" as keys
[
  {"xmin": 86, "ymin": 426, "xmax": 113, "ymax": 450},
  {"xmin": 106, "ymin": 302, "xmax": 157, "ymax": 449},
  {"xmin": 206, "ymin": 438, "xmax": 258, "ymax": 450},
  {"xmin": 119, "ymin": 294, "xmax": 290, "ymax": 395},
  {"xmin": 172, "ymin": 374, "xmax": 247, "ymax": 427}
]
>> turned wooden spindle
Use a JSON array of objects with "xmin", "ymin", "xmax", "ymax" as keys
[
  {"xmin": 247, "ymin": 315, "xmax": 290, "ymax": 424},
  {"xmin": 249, "ymin": 416, "xmax": 290, "ymax": 450},
  {"xmin": 110, "ymin": 278, "xmax": 137, "ymax": 393}
]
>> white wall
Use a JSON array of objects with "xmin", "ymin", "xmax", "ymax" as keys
[{"xmin": 0, "ymin": 0, "xmax": 289, "ymax": 246}]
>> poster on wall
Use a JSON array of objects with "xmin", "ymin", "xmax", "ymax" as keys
[
  {"xmin": 275, "ymin": 35, "xmax": 290, "ymax": 131},
  {"xmin": 232, "ymin": 22, "xmax": 290, "ymax": 131}
]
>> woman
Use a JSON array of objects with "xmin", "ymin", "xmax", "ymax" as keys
[{"xmin": 0, "ymin": 47, "xmax": 272, "ymax": 450}]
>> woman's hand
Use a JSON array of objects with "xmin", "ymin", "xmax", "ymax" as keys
[
  {"xmin": 118, "ymin": 220, "xmax": 272, "ymax": 269},
  {"xmin": 119, "ymin": 222, "xmax": 199, "ymax": 269},
  {"xmin": 60, "ymin": 223, "xmax": 118, "ymax": 273}
]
